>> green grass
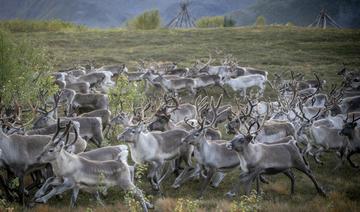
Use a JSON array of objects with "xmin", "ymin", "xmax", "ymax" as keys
[{"xmin": 4, "ymin": 26, "xmax": 360, "ymax": 211}]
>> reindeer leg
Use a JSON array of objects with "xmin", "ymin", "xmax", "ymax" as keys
[
  {"xmin": 147, "ymin": 161, "xmax": 162, "ymax": 191},
  {"xmin": 94, "ymin": 191, "xmax": 105, "ymax": 207},
  {"xmin": 18, "ymin": 175, "xmax": 25, "ymax": 206},
  {"xmin": 283, "ymin": 169, "xmax": 295, "ymax": 195},
  {"xmin": 172, "ymin": 165, "xmax": 200, "ymax": 189},
  {"xmin": 70, "ymin": 187, "xmax": 80, "ymax": 208},
  {"xmin": 35, "ymin": 179, "xmax": 74, "ymax": 204},
  {"xmin": 312, "ymin": 147, "xmax": 324, "ymax": 164},
  {"xmin": 124, "ymin": 183, "xmax": 153, "ymax": 212},
  {"xmin": 295, "ymin": 165, "xmax": 326, "ymax": 197},
  {"xmin": 0, "ymin": 175, "xmax": 14, "ymax": 202},
  {"xmin": 346, "ymin": 152, "xmax": 359, "ymax": 168},
  {"xmin": 255, "ymin": 175, "xmax": 260, "ymax": 194},
  {"xmin": 158, "ymin": 161, "xmax": 175, "ymax": 184},
  {"xmin": 242, "ymin": 171, "xmax": 259, "ymax": 195},
  {"xmin": 226, "ymin": 172, "xmax": 249, "ymax": 198},
  {"xmin": 34, "ymin": 176, "xmax": 61, "ymax": 199},
  {"xmin": 211, "ymin": 172, "xmax": 225, "ymax": 188},
  {"xmin": 198, "ymin": 167, "xmax": 215, "ymax": 198}
]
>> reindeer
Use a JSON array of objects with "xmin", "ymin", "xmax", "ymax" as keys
[
  {"xmin": 0, "ymin": 119, "xmax": 86, "ymax": 205},
  {"xmin": 34, "ymin": 144, "xmax": 132, "ymax": 203},
  {"xmin": 339, "ymin": 114, "xmax": 360, "ymax": 167},
  {"xmin": 28, "ymin": 117, "xmax": 104, "ymax": 147},
  {"xmin": 154, "ymin": 95, "xmax": 197, "ymax": 123},
  {"xmin": 148, "ymin": 112, "xmax": 221, "ymax": 140},
  {"xmin": 96, "ymin": 64, "xmax": 128, "ymax": 78},
  {"xmin": 219, "ymin": 74, "xmax": 267, "ymax": 99},
  {"xmin": 153, "ymin": 74, "xmax": 197, "ymax": 95},
  {"xmin": 117, "ymin": 120, "xmax": 192, "ymax": 191},
  {"xmin": 226, "ymin": 120, "xmax": 326, "ymax": 197},
  {"xmin": 69, "ymin": 93, "xmax": 109, "ymax": 115},
  {"xmin": 35, "ymin": 121, "xmax": 151, "ymax": 211},
  {"xmin": 179, "ymin": 95, "xmax": 242, "ymax": 197}
]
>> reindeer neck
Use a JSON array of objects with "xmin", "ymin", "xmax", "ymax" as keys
[
  {"xmin": 0, "ymin": 128, "xmax": 8, "ymax": 140},
  {"xmin": 53, "ymin": 149, "xmax": 78, "ymax": 176},
  {"xmin": 198, "ymin": 135, "xmax": 209, "ymax": 150},
  {"xmin": 239, "ymin": 142, "xmax": 259, "ymax": 161}
]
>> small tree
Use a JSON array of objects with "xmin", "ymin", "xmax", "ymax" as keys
[
  {"xmin": 255, "ymin": 16, "xmax": 266, "ymax": 26},
  {"xmin": 0, "ymin": 29, "xmax": 55, "ymax": 108},
  {"xmin": 126, "ymin": 10, "xmax": 161, "ymax": 30}
]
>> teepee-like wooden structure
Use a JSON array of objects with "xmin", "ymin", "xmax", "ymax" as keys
[
  {"xmin": 166, "ymin": 0, "xmax": 196, "ymax": 28},
  {"xmin": 309, "ymin": 8, "xmax": 341, "ymax": 29}
]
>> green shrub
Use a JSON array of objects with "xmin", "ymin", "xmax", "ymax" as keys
[
  {"xmin": 196, "ymin": 16, "xmax": 236, "ymax": 28},
  {"xmin": 196, "ymin": 16, "xmax": 225, "ymax": 28},
  {"xmin": 0, "ymin": 29, "xmax": 56, "ymax": 107},
  {"xmin": 126, "ymin": 10, "xmax": 161, "ymax": 30},
  {"xmin": 255, "ymin": 16, "xmax": 266, "ymax": 26},
  {"xmin": 224, "ymin": 16, "xmax": 236, "ymax": 27},
  {"xmin": 0, "ymin": 19, "xmax": 86, "ymax": 32}
]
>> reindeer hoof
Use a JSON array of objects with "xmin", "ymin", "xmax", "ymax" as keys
[
  {"xmin": 146, "ymin": 202, "xmax": 154, "ymax": 209},
  {"xmin": 171, "ymin": 183, "xmax": 180, "ymax": 189},
  {"xmin": 225, "ymin": 191, "xmax": 236, "ymax": 198},
  {"xmin": 319, "ymin": 188, "xmax": 327, "ymax": 197},
  {"xmin": 35, "ymin": 197, "xmax": 46, "ymax": 204},
  {"xmin": 152, "ymin": 184, "xmax": 160, "ymax": 191}
]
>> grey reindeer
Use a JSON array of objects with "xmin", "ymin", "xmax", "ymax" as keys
[{"xmin": 35, "ymin": 121, "xmax": 152, "ymax": 211}]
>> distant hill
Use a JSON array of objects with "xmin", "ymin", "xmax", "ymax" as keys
[
  {"xmin": 228, "ymin": 0, "xmax": 360, "ymax": 28},
  {"xmin": 0, "ymin": 0, "xmax": 253, "ymax": 28}
]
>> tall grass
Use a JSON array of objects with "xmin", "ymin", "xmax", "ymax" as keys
[
  {"xmin": 126, "ymin": 10, "xmax": 161, "ymax": 30},
  {"xmin": 0, "ymin": 19, "xmax": 87, "ymax": 32}
]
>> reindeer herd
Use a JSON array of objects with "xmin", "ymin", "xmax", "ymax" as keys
[{"xmin": 0, "ymin": 59, "xmax": 360, "ymax": 211}]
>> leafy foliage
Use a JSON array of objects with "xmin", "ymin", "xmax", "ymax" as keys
[
  {"xmin": 255, "ymin": 16, "xmax": 266, "ymax": 26},
  {"xmin": 108, "ymin": 75, "xmax": 145, "ymax": 114},
  {"xmin": 196, "ymin": 16, "xmax": 236, "ymax": 28},
  {"xmin": 224, "ymin": 16, "xmax": 236, "ymax": 27},
  {"xmin": 0, "ymin": 19, "xmax": 86, "ymax": 32},
  {"xmin": 0, "ymin": 29, "xmax": 56, "ymax": 107},
  {"xmin": 126, "ymin": 10, "xmax": 161, "ymax": 30},
  {"xmin": 196, "ymin": 16, "xmax": 226, "ymax": 28}
]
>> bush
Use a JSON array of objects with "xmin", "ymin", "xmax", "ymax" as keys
[
  {"xmin": 196, "ymin": 16, "xmax": 225, "ymax": 28},
  {"xmin": 196, "ymin": 16, "xmax": 236, "ymax": 28},
  {"xmin": 0, "ymin": 19, "xmax": 86, "ymax": 32},
  {"xmin": 224, "ymin": 16, "xmax": 236, "ymax": 27},
  {"xmin": 0, "ymin": 29, "xmax": 56, "ymax": 107},
  {"xmin": 126, "ymin": 10, "xmax": 161, "ymax": 30},
  {"xmin": 255, "ymin": 16, "xmax": 266, "ymax": 26}
]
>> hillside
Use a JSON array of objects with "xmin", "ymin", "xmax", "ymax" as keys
[
  {"xmin": 0, "ymin": 0, "xmax": 253, "ymax": 28},
  {"xmin": 229, "ymin": 0, "xmax": 360, "ymax": 28}
]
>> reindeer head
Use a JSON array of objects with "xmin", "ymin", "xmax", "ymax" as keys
[
  {"xmin": 226, "ymin": 120, "xmax": 263, "ymax": 152},
  {"xmin": 111, "ymin": 112, "xmax": 133, "ymax": 126},
  {"xmin": 183, "ymin": 95, "xmax": 225, "ymax": 146},
  {"xmin": 117, "ymin": 123, "xmax": 147, "ymax": 143},
  {"xmin": 37, "ymin": 119, "xmax": 78, "ymax": 163},
  {"xmin": 148, "ymin": 113, "xmax": 171, "ymax": 131},
  {"xmin": 225, "ymin": 98, "xmax": 258, "ymax": 135},
  {"xmin": 340, "ymin": 114, "xmax": 360, "ymax": 140}
]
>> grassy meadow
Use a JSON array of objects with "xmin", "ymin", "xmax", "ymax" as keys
[{"xmin": 3, "ymin": 25, "xmax": 360, "ymax": 211}]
